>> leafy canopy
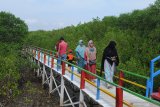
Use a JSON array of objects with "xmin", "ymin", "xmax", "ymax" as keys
[{"xmin": 0, "ymin": 11, "xmax": 28, "ymax": 43}]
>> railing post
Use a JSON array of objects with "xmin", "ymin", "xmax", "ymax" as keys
[
  {"xmin": 34, "ymin": 49, "xmax": 36, "ymax": 57},
  {"xmin": 51, "ymin": 56, "xmax": 54, "ymax": 69},
  {"xmin": 71, "ymin": 66, "xmax": 74, "ymax": 81},
  {"xmin": 57, "ymin": 57, "xmax": 60, "ymax": 71},
  {"xmin": 116, "ymin": 87, "xmax": 123, "ymax": 107},
  {"xmin": 48, "ymin": 52, "xmax": 52, "ymax": 66},
  {"xmin": 79, "ymin": 69, "xmax": 86, "ymax": 107},
  {"xmin": 44, "ymin": 52, "xmax": 46, "ymax": 64},
  {"xmin": 48, "ymin": 53, "xmax": 50, "ymax": 66},
  {"xmin": 150, "ymin": 61, "xmax": 154, "ymax": 96},
  {"xmin": 80, "ymin": 70, "xmax": 85, "ymax": 89},
  {"xmin": 35, "ymin": 49, "xmax": 38, "ymax": 59},
  {"xmin": 33, "ymin": 49, "xmax": 35, "ymax": 58},
  {"xmin": 96, "ymin": 78, "xmax": 100, "ymax": 100},
  {"xmin": 38, "ymin": 50, "xmax": 40, "ymax": 61},
  {"xmin": 119, "ymin": 71, "xmax": 124, "ymax": 86},
  {"xmin": 40, "ymin": 52, "xmax": 42, "ymax": 62},
  {"xmin": 62, "ymin": 61, "xmax": 66, "ymax": 75},
  {"xmin": 146, "ymin": 79, "xmax": 151, "ymax": 97}
]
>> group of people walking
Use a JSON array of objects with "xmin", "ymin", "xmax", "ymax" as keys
[{"xmin": 55, "ymin": 37, "xmax": 119, "ymax": 89}]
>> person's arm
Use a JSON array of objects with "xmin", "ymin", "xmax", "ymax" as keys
[
  {"xmin": 75, "ymin": 51, "xmax": 79, "ymax": 58},
  {"xmin": 75, "ymin": 47, "xmax": 80, "ymax": 60},
  {"xmin": 86, "ymin": 48, "xmax": 89, "ymax": 63}
]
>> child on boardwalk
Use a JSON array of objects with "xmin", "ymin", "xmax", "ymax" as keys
[{"xmin": 67, "ymin": 49, "xmax": 74, "ymax": 69}]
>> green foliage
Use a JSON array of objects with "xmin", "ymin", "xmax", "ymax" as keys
[
  {"xmin": 0, "ymin": 11, "xmax": 28, "ymax": 43},
  {"xmin": 24, "ymin": 0, "xmax": 160, "ymax": 94},
  {"xmin": 0, "ymin": 42, "xmax": 33, "ymax": 97},
  {"xmin": 0, "ymin": 43, "xmax": 20, "ymax": 97},
  {"xmin": 0, "ymin": 12, "xmax": 29, "ymax": 98}
]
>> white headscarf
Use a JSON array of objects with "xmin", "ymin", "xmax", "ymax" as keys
[{"xmin": 88, "ymin": 40, "xmax": 93, "ymax": 47}]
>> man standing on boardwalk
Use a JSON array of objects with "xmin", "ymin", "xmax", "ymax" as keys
[{"xmin": 57, "ymin": 37, "xmax": 68, "ymax": 70}]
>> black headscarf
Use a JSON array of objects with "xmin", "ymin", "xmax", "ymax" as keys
[{"xmin": 100, "ymin": 41, "xmax": 119, "ymax": 74}]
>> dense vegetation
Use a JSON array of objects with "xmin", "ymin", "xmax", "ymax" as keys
[
  {"xmin": 24, "ymin": 0, "xmax": 160, "ymax": 94},
  {"xmin": 0, "ymin": 12, "xmax": 28, "ymax": 43},
  {"xmin": 0, "ymin": 12, "xmax": 28, "ymax": 98}
]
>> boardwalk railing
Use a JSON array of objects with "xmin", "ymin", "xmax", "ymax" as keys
[
  {"xmin": 146, "ymin": 56, "xmax": 160, "ymax": 97},
  {"xmin": 31, "ymin": 45, "xmax": 149, "ymax": 96},
  {"xmin": 26, "ymin": 46, "xmax": 160, "ymax": 107}
]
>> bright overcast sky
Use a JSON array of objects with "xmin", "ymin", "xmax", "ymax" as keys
[{"xmin": 0, "ymin": 0, "xmax": 156, "ymax": 31}]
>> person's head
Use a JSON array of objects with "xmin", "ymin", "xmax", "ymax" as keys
[
  {"xmin": 68, "ymin": 49, "xmax": 72, "ymax": 53},
  {"xmin": 108, "ymin": 41, "xmax": 116, "ymax": 48},
  {"xmin": 88, "ymin": 40, "xmax": 94, "ymax": 48},
  {"xmin": 79, "ymin": 40, "xmax": 83, "ymax": 46},
  {"xmin": 60, "ymin": 37, "xmax": 64, "ymax": 42}
]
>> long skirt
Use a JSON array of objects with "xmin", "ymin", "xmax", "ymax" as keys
[
  {"xmin": 104, "ymin": 59, "xmax": 115, "ymax": 86},
  {"xmin": 77, "ymin": 58, "xmax": 85, "ymax": 73},
  {"xmin": 85, "ymin": 64, "xmax": 96, "ymax": 81}
]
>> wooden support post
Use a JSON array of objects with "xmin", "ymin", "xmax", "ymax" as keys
[{"xmin": 116, "ymin": 87, "xmax": 123, "ymax": 107}]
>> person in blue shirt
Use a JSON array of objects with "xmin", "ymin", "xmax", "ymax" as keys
[{"xmin": 75, "ymin": 40, "xmax": 86, "ymax": 73}]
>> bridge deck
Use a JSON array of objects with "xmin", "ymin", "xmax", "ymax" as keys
[{"xmin": 35, "ymin": 53, "xmax": 158, "ymax": 107}]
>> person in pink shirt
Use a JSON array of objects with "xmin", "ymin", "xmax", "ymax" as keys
[{"xmin": 57, "ymin": 37, "xmax": 68, "ymax": 70}]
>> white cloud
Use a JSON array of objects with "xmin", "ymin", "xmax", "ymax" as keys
[{"xmin": 24, "ymin": 18, "xmax": 38, "ymax": 25}]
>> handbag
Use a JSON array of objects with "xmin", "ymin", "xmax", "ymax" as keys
[{"xmin": 89, "ymin": 60, "xmax": 96, "ymax": 65}]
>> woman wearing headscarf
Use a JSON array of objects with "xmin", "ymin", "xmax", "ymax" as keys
[
  {"xmin": 85, "ymin": 40, "xmax": 97, "ymax": 82},
  {"xmin": 75, "ymin": 40, "xmax": 86, "ymax": 73},
  {"xmin": 100, "ymin": 41, "xmax": 119, "ymax": 88}
]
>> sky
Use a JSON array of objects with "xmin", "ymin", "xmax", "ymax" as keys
[{"xmin": 0, "ymin": 0, "xmax": 156, "ymax": 31}]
